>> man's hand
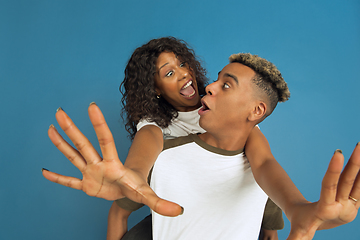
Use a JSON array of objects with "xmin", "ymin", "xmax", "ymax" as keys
[
  {"xmin": 42, "ymin": 103, "xmax": 182, "ymax": 217},
  {"xmin": 288, "ymin": 145, "xmax": 360, "ymax": 239}
]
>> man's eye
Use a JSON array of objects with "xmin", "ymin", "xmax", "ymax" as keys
[
  {"xmin": 166, "ymin": 71, "xmax": 174, "ymax": 77},
  {"xmin": 223, "ymin": 83, "xmax": 230, "ymax": 89}
]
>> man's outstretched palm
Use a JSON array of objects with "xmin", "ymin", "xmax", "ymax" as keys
[
  {"xmin": 287, "ymin": 147, "xmax": 360, "ymax": 239},
  {"xmin": 42, "ymin": 103, "xmax": 182, "ymax": 217}
]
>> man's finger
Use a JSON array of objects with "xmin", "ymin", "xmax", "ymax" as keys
[
  {"xmin": 118, "ymin": 172, "xmax": 183, "ymax": 217},
  {"xmin": 347, "ymin": 143, "xmax": 360, "ymax": 203},
  {"xmin": 146, "ymin": 196, "xmax": 184, "ymax": 217},
  {"xmin": 134, "ymin": 187, "xmax": 183, "ymax": 217},
  {"xmin": 55, "ymin": 108, "xmax": 101, "ymax": 165},
  {"xmin": 48, "ymin": 124, "xmax": 86, "ymax": 171},
  {"xmin": 320, "ymin": 150, "xmax": 344, "ymax": 205},
  {"xmin": 87, "ymin": 103, "xmax": 120, "ymax": 163},
  {"xmin": 42, "ymin": 169, "xmax": 83, "ymax": 190},
  {"xmin": 349, "ymin": 174, "xmax": 360, "ymax": 208}
]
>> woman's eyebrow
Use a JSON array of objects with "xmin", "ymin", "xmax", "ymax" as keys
[{"xmin": 159, "ymin": 62, "xmax": 169, "ymax": 71}]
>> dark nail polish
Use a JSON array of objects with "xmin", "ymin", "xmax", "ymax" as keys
[
  {"xmin": 89, "ymin": 102, "xmax": 96, "ymax": 106},
  {"xmin": 56, "ymin": 107, "xmax": 63, "ymax": 112},
  {"xmin": 180, "ymin": 206, "xmax": 184, "ymax": 215},
  {"xmin": 42, "ymin": 168, "xmax": 49, "ymax": 172},
  {"xmin": 335, "ymin": 149, "xmax": 342, "ymax": 154}
]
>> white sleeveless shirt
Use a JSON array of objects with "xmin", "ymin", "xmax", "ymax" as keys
[{"xmin": 137, "ymin": 107, "xmax": 205, "ymax": 139}]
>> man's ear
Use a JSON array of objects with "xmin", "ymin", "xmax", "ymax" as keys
[{"xmin": 248, "ymin": 101, "xmax": 267, "ymax": 122}]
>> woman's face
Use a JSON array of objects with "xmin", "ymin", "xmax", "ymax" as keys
[{"xmin": 154, "ymin": 52, "xmax": 201, "ymax": 112}]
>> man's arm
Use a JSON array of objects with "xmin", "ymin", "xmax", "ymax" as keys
[
  {"xmin": 246, "ymin": 127, "xmax": 360, "ymax": 239},
  {"xmin": 245, "ymin": 127, "xmax": 308, "ymax": 219},
  {"xmin": 246, "ymin": 128, "xmax": 283, "ymax": 240}
]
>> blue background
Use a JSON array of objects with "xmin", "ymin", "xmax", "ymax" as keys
[{"xmin": 1, "ymin": 0, "xmax": 359, "ymax": 239}]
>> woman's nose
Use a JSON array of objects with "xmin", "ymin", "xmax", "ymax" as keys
[{"xmin": 178, "ymin": 67, "xmax": 189, "ymax": 79}]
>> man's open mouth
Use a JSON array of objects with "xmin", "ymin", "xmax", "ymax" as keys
[
  {"xmin": 201, "ymin": 100, "xmax": 209, "ymax": 111},
  {"xmin": 198, "ymin": 99, "xmax": 210, "ymax": 115}
]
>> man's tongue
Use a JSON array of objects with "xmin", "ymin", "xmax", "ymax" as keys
[{"xmin": 180, "ymin": 85, "xmax": 195, "ymax": 96}]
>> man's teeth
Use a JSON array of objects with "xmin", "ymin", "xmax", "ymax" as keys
[{"xmin": 182, "ymin": 80, "xmax": 193, "ymax": 90}]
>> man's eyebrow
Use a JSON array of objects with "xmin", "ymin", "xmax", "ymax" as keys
[{"xmin": 223, "ymin": 72, "xmax": 239, "ymax": 85}]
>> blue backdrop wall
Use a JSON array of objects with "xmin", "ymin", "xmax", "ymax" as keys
[{"xmin": 1, "ymin": 0, "xmax": 359, "ymax": 239}]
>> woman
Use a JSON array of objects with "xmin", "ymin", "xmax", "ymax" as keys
[{"xmin": 108, "ymin": 37, "xmax": 283, "ymax": 240}]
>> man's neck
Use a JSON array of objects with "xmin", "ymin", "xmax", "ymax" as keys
[{"xmin": 198, "ymin": 127, "xmax": 253, "ymax": 152}]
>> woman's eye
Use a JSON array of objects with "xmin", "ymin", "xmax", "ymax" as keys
[
  {"xmin": 165, "ymin": 71, "xmax": 174, "ymax": 77},
  {"xmin": 180, "ymin": 62, "xmax": 186, "ymax": 67}
]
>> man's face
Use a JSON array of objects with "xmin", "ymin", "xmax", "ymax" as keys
[{"xmin": 198, "ymin": 62, "xmax": 257, "ymax": 133}]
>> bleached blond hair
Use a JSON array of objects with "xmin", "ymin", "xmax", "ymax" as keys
[{"xmin": 229, "ymin": 53, "xmax": 290, "ymax": 117}]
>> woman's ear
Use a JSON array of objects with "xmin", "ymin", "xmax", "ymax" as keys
[
  {"xmin": 248, "ymin": 101, "xmax": 267, "ymax": 122},
  {"xmin": 155, "ymin": 87, "xmax": 161, "ymax": 96}
]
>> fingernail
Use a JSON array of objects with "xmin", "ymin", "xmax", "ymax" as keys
[
  {"xmin": 42, "ymin": 168, "xmax": 49, "ymax": 172},
  {"xmin": 335, "ymin": 149, "xmax": 342, "ymax": 154},
  {"xmin": 49, "ymin": 124, "xmax": 55, "ymax": 129},
  {"xmin": 89, "ymin": 102, "xmax": 96, "ymax": 106},
  {"xmin": 56, "ymin": 107, "xmax": 64, "ymax": 112},
  {"xmin": 180, "ymin": 206, "xmax": 184, "ymax": 215},
  {"xmin": 357, "ymin": 142, "xmax": 360, "ymax": 146}
]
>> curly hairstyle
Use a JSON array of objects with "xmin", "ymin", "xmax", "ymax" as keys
[
  {"xmin": 120, "ymin": 37, "xmax": 208, "ymax": 140},
  {"xmin": 229, "ymin": 53, "xmax": 290, "ymax": 118}
]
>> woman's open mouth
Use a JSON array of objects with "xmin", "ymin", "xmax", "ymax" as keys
[{"xmin": 180, "ymin": 80, "xmax": 196, "ymax": 98}]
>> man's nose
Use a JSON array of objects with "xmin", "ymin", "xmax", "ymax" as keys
[{"xmin": 205, "ymin": 82, "xmax": 216, "ymax": 96}]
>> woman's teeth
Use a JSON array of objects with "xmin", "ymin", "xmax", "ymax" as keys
[
  {"xmin": 182, "ymin": 81, "xmax": 193, "ymax": 89},
  {"xmin": 180, "ymin": 81, "xmax": 196, "ymax": 97}
]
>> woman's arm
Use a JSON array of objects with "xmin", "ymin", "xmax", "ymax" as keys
[
  {"xmin": 259, "ymin": 229, "xmax": 278, "ymax": 240},
  {"xmin": 107, "ymin": 202, "xmax": 131, "ymax": 240},
  {"xmin": 123, "ymin": 124, "xmax": 163, "ymax": 180},
  {"xmin": 107, "ymin": 124, "xmax": 163, "ymax": 239}
]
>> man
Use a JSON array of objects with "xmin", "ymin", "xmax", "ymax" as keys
[
  {"xmin": 118, "ymin": 52, "xmax": 289, "ymax": 239},
  {"xmin": 42, "ymin": 53, "xmax": 360, "ymax": 239}
]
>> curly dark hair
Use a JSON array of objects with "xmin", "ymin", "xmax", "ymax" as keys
[{"xmin": 120, "ymin": 37, "xmax": 208, "ymax": 140}]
